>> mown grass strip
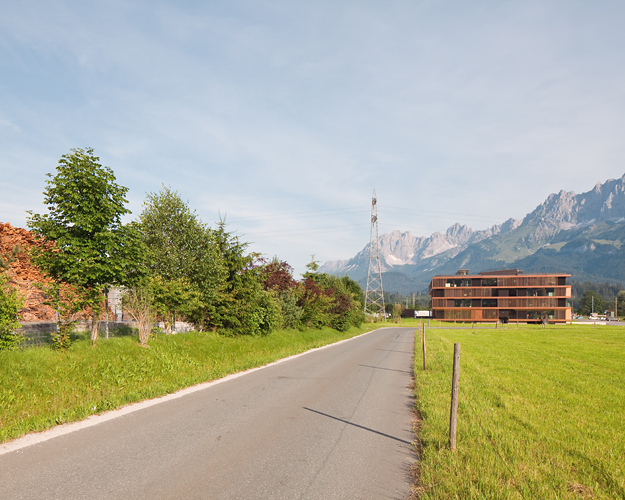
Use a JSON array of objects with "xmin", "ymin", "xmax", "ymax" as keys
[
  {"xmin": 0, "ymin": 324, "xmax": 379, "ymax": 444},
  {"xmin": 412, "ymin": 324, "xmax": 625, "ymax": 500}
]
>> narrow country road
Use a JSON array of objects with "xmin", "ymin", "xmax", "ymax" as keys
[{"xmin": 0, "ymin": 327, "xmax": 416, "ymax": 500}]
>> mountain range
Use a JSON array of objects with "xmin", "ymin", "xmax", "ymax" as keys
[{"xmin": 319, "ymin": 174, "xmax": 625, "ymax": 293}]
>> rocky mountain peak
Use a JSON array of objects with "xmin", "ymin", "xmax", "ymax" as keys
[
  {"xmin": 320, "ymin": 173, "xmax": 625, "ymax": 284},
  {"xmin": 519, "ymin": 174, "xmax": 625, "ymax": 242},
  {"xmin": 445, "ymin": 223, "xmax": 472, "ymax": 239}
]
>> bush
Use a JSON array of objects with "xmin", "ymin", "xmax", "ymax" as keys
[
  {"xmin": 298, "ymin": 273, "xmax": 365, "ymax": 331},
  {"xmin": 254, "ymin": 290, "xmax": 283, "ymax": 335},
  {"xmin": 278, "ymin": 291, "xmax": 303, "ymax": 329},
  {"xmin": 121, "ymin": 284, "xmax": 156, "ymax": 347},
  {"xmin": 0, "ymin": 275, "xmax": 23, "ymax": 350}
]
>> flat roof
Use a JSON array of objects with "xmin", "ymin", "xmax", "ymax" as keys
[{"xmin": 432, "ymin": 272, "xmax": 571, "ymax": 278}]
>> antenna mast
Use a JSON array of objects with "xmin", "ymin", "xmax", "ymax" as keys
[{"xmin": 365, "ymin": 189, "xmax": 385, "ymax": 319}]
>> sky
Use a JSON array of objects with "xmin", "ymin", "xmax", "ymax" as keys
[{"xmin": 2, "ymin": 0, "xmax": 625, "ymax": 277}]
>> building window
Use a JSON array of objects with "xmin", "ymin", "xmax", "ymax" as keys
[
  {"xmin": 444, "ymin": 310, "xmax": 472, "ymax": 320},
  {"xmin": 446, "ymin": 278, "xmax": 471, "ymax": 287}
]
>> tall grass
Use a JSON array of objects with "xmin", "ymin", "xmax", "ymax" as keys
[
  {"xmin": 0, "ymin": 325, "xmax": 376, "ymax": 444},
  {"xmin": 412, "ymin": 325, "xmax": 625, "ymax": 499}
]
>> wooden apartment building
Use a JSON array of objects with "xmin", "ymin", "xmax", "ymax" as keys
[{"xmin": 429, "ymin": 269, "xmax": 572, "ymax": 324}]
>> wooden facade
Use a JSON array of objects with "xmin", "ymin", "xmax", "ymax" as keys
[{"xmin": 428, "ymin": 269, "xmax": 572, "ymax": 323}]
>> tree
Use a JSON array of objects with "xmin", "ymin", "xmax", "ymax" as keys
[
  {"xmin": 306, "ymin": 255, "xmax": 321, "ymax": 273},
  {"xmin": 0, "ymin": 274, "xmax": 23, "ymax": 350},
  {"xmin": 312, "ymin": 273, "xmax": 364, "ymax": 331},
  {"xmin": 208, "ymin": 221, "xmax": 282, "ymax": 336},
  {"xmin": 276, "ymin": 289, "xmax": 303, "ymax": 329},
  {"xmin": 298, "ymin": 277, "xmax": 332, "ymax": 329},
  {"xmin": 617, "ymin": 291, "xmax": 625, "ymax": 317},
  {"xmin": 392, "ymin": 303, "xmax": 404, "ymax": 323},
  {"xmin": 27, "ymin": 148, "xmax": 145, "ymax": 345},
  {"xmin": 138, "ymin": 187, "xmax": 225, "ymax": 328},
  {"xmin": 579, "ymin": 290, "xmax": 605, "ymax": 316},
  {"xmin": 340, "ymin": 275, "xmax": 365, "ymax": 312},
  {"xmin": 150, "ymin": 277, "xmax": 202, "ymax": 334},
  {"xmin": 258, "ymin": 257, "xmax": 301, "ymax": 329},
  {"xmin": 258, "ymin": 257, "xmax": 297, "ymax": 292},
  {"xmin": 297, "ymin": 272, "xmax": 364, "ymax": 332}
]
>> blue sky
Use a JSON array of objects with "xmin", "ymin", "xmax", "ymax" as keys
[{"xmin": 2, "ymin": 0, "xmax": 625, "ymax": 276}]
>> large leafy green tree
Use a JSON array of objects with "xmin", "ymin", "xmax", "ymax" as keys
[
  {"xmin": 27, "ymin": 148, "xmax": 145, "ymax": 345},
  {"xmin": 138, "ymin": 187, "xmax": 226, "ymax": 328}
]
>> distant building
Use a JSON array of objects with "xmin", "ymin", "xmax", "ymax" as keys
[{"xmin": 428, "ymin": 269, "xmax": 572, "ymax": 324}]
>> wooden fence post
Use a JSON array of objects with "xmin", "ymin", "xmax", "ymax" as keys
[
  {"xmin": 422, "ymin": 325, "xmax": 427, "ymax": 371},
  {"xmin": 449, "ymin": 343, "xmax": 461, "ymax": 451}
]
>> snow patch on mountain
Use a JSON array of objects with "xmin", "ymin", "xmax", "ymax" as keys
[
  {"xmin": 320, "ymin": 173, "xmax": 625, "ymax": 279},
  {"xmin": 319, "ymin": 218, "xmax": 521, "ymax": 276}
]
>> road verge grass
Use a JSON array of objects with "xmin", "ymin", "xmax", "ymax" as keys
[
  {"xmin": 412, "ymin": 324, "xmax": 625, "ymax": 499},
  {"xmin": 0, "ymin": 324, "xmax": 378, "ymax": 444}
]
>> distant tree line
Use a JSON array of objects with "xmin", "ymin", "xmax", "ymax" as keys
[
  {"xmin": 571, "ymin": 280, "xmax": 625, "ymax": 316},
  {"xmin": 0, "ymin": 148, "xmax": 365, "ymax": 350},
  {"xmin": 383, "ymin": 291, "xmax": 429, "ymax": 314}
]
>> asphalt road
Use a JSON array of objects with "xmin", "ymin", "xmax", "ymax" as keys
[{"xmin": 0, "ymin": 327, "xmax": 416, "ymax": 500}]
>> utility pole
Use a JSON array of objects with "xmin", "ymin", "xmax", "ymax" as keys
[{"xmin": 365, "ymin": 190, "xmax": 385, "ymax": 320}]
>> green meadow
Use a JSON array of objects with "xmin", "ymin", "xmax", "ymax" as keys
[
  {"xmin": 412, "ymin": 324, "xmax": 625, "ymax": 499},
  {"xmin": 0, "ymin": 324, "xmax": 377, "ymax": 444}
]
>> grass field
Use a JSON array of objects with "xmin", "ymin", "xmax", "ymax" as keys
[
  {"xmin": 411, "ymin": 324, "xmax": 625, "ymax": 499},
  {"xmin": 0, "ymin": 324, "xmax": 377, "ymax": 444}
]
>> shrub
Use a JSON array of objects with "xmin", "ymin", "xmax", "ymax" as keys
[
  {"xmin": 0, "ymin": 275, "xmax": 23, "ymax": 350},
  {"xmin": 121, "ymin": 284, "xmax": 156, "ymax": 347},
  {"xmin": 278, "ymin": 290, "xmax": 303, "ymax": 329}
]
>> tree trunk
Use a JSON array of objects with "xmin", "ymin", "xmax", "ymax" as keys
[{"xmin": 90, "ymin": 314, "xmax": 99, "ymax": 346}]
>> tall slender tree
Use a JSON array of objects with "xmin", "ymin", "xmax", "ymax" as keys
[{"xmin": 138, "ymin": 187, "xmax": 226, "ymax": 329}]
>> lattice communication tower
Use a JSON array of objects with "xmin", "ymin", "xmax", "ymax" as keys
[{"xmin": 364, "ymin": 190, "xmax": 385, "ymax": 319}]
